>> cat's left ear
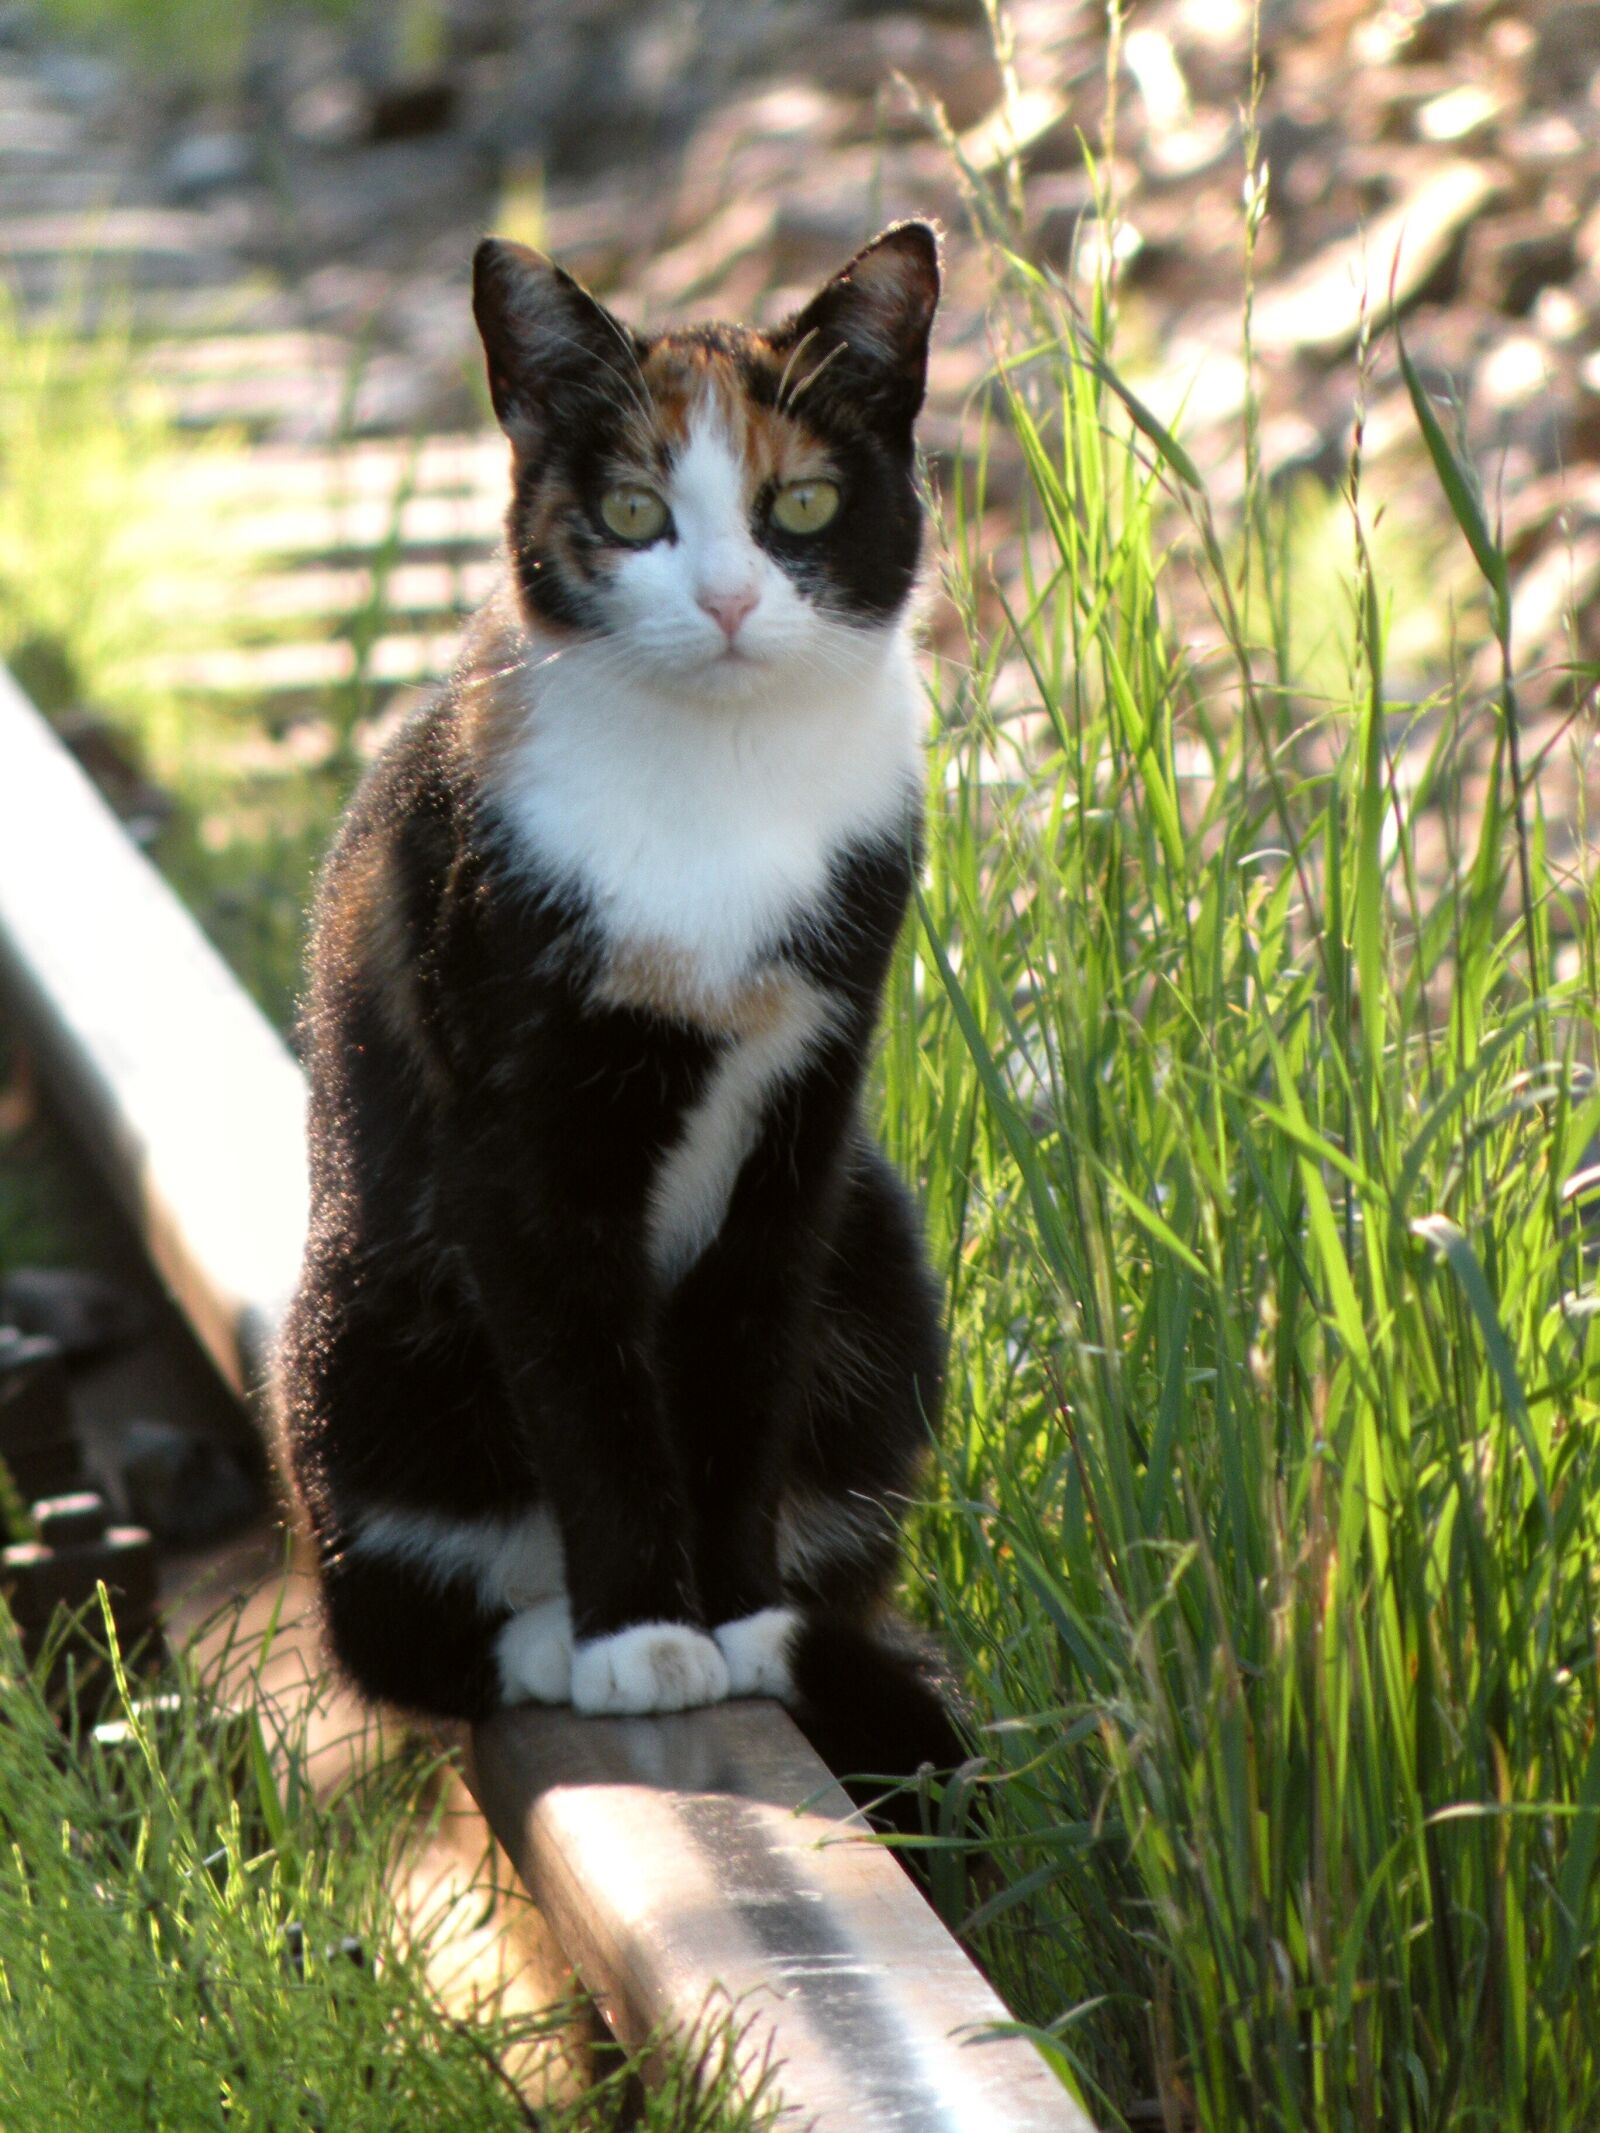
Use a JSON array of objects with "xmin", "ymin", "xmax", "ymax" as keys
[
  {"xmin": 473, "ymin": 237, "xmax": 644, "ymax": 452},
  {"xmin": 778, "ymin": 221, "xmax": 941, "ymax": 435}
]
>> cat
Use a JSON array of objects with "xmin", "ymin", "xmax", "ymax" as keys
[{"xmin": 277, "ymin": 220, "xmax": 961, "ymax": 1783}]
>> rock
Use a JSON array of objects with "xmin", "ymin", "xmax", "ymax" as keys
[
  {"xmin": 954, "ymin": 84, "xmax": 1073, "ymax": 175},
  {"xmin": 1252, "ymin": 158, "xmax": 1500, "ymax": 358},
  {"xmin": 1499, "ymin": 111, "xmax": 1588, "ymax": 176},
  {"xmin": 2, "ymin": 1489, "xmax": 165, "ymax": 1692},
  {"xmin": 1528, "ymin": 3, "xmax": 1600, "ymax": 100},
  {"xmin": 98, "ymin": 1417, "xmax": 262, "ymax": 1552},
  {"xmin": 0, "ymin": 1329, "xmax": 86, "ymax": 1505},
  {"xmin": 1464, "ymin": 210, "xmax": 1578, "ymax": 316},
  {"xmin": 1531, "ymin": 282, "xmax": 1587, "ymax": 344},
  {"xmin": 811, "ymin": 15, "xmax": 1001, "ymax": 131},
  {"xmin": 1575, "ymin": 196, "xmax": 1600, "ymax": 277},
  {"xmin": 1026, "ymin": 167, "xmax": 1098, "ymax": 263},
  {"xmin": 1415, "ymin": 83, "xmax": 1501, "ymax": 148},
  {"xmin": 1477, "ymin": 330, "xmax": 1555, "ymax": 411},
  {"xmin": 0, "ymin": 1268, "xmax": 145, "ymax": 1359},
  {"xmin": 1255, "ymin": 109, "xmax": 1341, "ymax": 210},
  {"xmin": 1505, "ymin": 529, "xmax": 1600, "ymax": 672},
  {"xmin": 287, "ymin": 76, "xmax": 367, "ymax": 148},
  {"xmin": 367, "ymin": 75, "xmax": 458, "ymax": 143},
  {"xmin": 162, "ymin": 130, "xmax": 256, "ymax": 201},
  {"xmin": 1569, "ymin": 352, "xmax": 1600, "ymax": 456},
  {"xmin": 772, "ymin": 191, "xmax": 888, "ymax": 280},
  {"xmin": 1406, "ymin": 0, "xmax": 1494, "ymax": 64},
  {"xmin": 32, "ymin": 51, "xmax": 117, "ymax": 107}
]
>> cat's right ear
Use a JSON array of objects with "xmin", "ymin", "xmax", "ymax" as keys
[{"xmin": 472, "ymin": 238, "xmax": 641, "ymax": 449}]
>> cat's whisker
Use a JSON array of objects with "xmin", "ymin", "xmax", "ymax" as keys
[{"xmin": 526, "ymin": 320, "xmax": 658, "ymax": 436}]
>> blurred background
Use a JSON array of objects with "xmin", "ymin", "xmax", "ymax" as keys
[{"xmin": 0, "ymin": 0, "xmax": 1596, "ymax": 1024}]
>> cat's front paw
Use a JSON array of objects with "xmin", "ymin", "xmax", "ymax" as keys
[
  {"xmin": 495, "ymin": 1596, "xmax": 574, "ymax": 1705},
  {"xmin": 571, "ymin": 1622, "xmax": 731, "ymax": 1715},
  {"xmin": 713, "ymin": 1606, "xmax": 798, "ymax": 1698}
]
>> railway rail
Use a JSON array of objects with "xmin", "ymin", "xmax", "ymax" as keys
[{"xmin": 0, "ymin": 660, "xmax": 1095, "ymax": 2131}]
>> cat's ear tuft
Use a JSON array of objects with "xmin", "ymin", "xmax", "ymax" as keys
[
  {"xmin": 472, "ymin": 237, "xmax": 641, "ymax": 448},
  {"xmin": 779, "ymin": 221, "xmax": 941, "ymax": 434}
]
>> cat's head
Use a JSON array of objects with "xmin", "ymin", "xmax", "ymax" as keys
[{"xmin": 472, "ymin": 222, "xmax": 939, "ymax": 702}]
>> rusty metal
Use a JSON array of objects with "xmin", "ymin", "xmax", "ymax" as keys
[
  {"xmin": 0, "ymin": 663, "xmax": 309, "ymax": 1400},
  {"xmin": 468, "ymin": 1699, "xmax": 1095, "ymax": 2132}
]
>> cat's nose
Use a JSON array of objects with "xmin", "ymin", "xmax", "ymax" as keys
[{"xmin": 698, "ymin": 586, "xmax": 758, "ymax": 642}]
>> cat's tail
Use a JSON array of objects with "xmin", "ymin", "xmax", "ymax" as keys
[{"xmin": 784, "ymin": 1615, "xmax": 970, "ymax": 1833}]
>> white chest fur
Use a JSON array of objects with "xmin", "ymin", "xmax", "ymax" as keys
[
  {"xmin": 486, "ymin": 613, "xmax": 922, "ymax": 1279},
  {"xmin": 490, "ymin": 622, "xmax": 922, "ymax": 990},
  {"xmin": 646, "ymin": 974, "xmax": 835, "ymax": 1282}
]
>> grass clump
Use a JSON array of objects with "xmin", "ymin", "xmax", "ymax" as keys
[
  {"xmin": 887, "ymin": 154, "xmax": 1600, "ymax": 2133},
  {"xmin": 0, "ymin": 292, "xmax": 188, "ymax": 717},
  {"xmin": 0, "ymin": 1601, "xmax": 776, "ymax": 2131},
  {"xmin": 0, "ymin": 292, "xmax": 358, "ymax": 1028},
  {"xmin": 26, "ymin": 0, "xmax": 365, "ymax": 88}
]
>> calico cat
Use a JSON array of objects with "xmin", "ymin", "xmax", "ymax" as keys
[{"xmin": 278, "ymin": 220, "xmax": 958, "ymax": 1779}]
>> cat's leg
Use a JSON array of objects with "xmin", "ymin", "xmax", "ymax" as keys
[
  {"xmin": 666, "ymin": 1137, "xmax": 944, "ymax": 1699},
  {"xmin": 328, "ymin": 1501, "xmax": 576, "ymax": 1713},
  {"xmin": 659, "ymin": 1207, "xmax": 813, "ymax": 1693},
  {"xmin": 777, "ymin": 1144, "xmax": 946, "ymax": 1621},
  {"xmin": 432, "ymin": 1141, "xmax": 731, "ymax": 1718},
  {"xmin": 774, "ymin": 1151, "xmax": 966, "ymax": 1795},
  {"xmin": 313, "ymin": 1541, "xmax": 571, "ymax": 1719},
  {"xmin": 281, "ymin": 1253, "xmax": 572, "ymax": 1717}
]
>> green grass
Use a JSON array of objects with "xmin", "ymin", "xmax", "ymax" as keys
[
  {"xmin": 879, "ymin": 141, "xmax": 1600, "ymax": 2133},
  {"xmin": 27, "ymin": 0, "xmax": 456, "ymax": 90},
  {"xmin": 0, "ymin": 291, "xmax": 368, "ymax": 1030},
  {"xmin": 0, "ymin": 1600, "xmax": 776, "ymax": 2130},
  {"xmin": 27, "ymin": 0, "xmax": 365, "ymax": 87}
]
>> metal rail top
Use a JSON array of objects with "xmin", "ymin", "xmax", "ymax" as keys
[{"xmin": 0, "ymin": 662, "xmax": 1096, "ymax": 2132}]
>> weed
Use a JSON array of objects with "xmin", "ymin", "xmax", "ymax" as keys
[
  {"xmin": 886, "ymin": 81, "xmax": 1600, "ymax": 2133},
  {"xmin": 0, "ymin": 1596, "xmax": 776, "ymax": 2130}
]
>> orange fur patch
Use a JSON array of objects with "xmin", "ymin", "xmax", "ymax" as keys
[
  {"xmin": 633, "ymin": 340, "xmax": 839, "ymax": 499},
  {"xmin": 596, "ymin": 937, "xmax": 806, "ymax": 1038}
]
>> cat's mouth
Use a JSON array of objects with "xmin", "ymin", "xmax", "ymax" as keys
[
  {"xmin": 699, "ymin": 635, "xmax": 764, "ymax": 675},
  {"xmin": 670, "ymin": 639, "xmax": 771, "ymax": 704}
]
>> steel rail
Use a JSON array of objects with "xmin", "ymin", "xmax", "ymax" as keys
[{"xmin": 0, "ymin": 662, "xmax": 1096, "ymax": 2132}]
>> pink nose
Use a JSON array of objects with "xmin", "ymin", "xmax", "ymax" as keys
[{"xmin": 698, "ymin": 586, "xmax": 758, "ymax": 642}]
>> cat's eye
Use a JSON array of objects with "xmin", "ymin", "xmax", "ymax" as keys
[
  {"xmin": 600, "ymin": 485, "xmax": 670, "ymax": 543},
  {"xmin": 770, "ymin": 479, "xmax": 840, "ymax": 535}
]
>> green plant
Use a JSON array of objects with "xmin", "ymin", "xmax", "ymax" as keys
[
  {"xmin": 0, "ymin": 290, "xmax": 358, "ymax": 1029},
  {"xmin": 881, "ymin": 79, "xmax": 1600, "ymax": 2133},
  {"xmin": 26, "ymin": 0, "xmax": 364, "ymax": 88},
  {"xmin": 0, "ymin": 1596, "xmax": 776, "ymax": 2130},
  {"xmin": 0, "ymin": 289, "xmax": 191, "ymax": 716}
]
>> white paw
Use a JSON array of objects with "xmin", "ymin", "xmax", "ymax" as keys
[
  {"xmin": 714, "ymin": 1606, "xmax": 798, "ymax": 1698},
  {"xmin": 570, "ymin": 1622, "xmax": 731, "ymax": 1716},
  {"xmin": 494, "ymin": 1597, "xmax": 574, "ymax": 1705}
]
